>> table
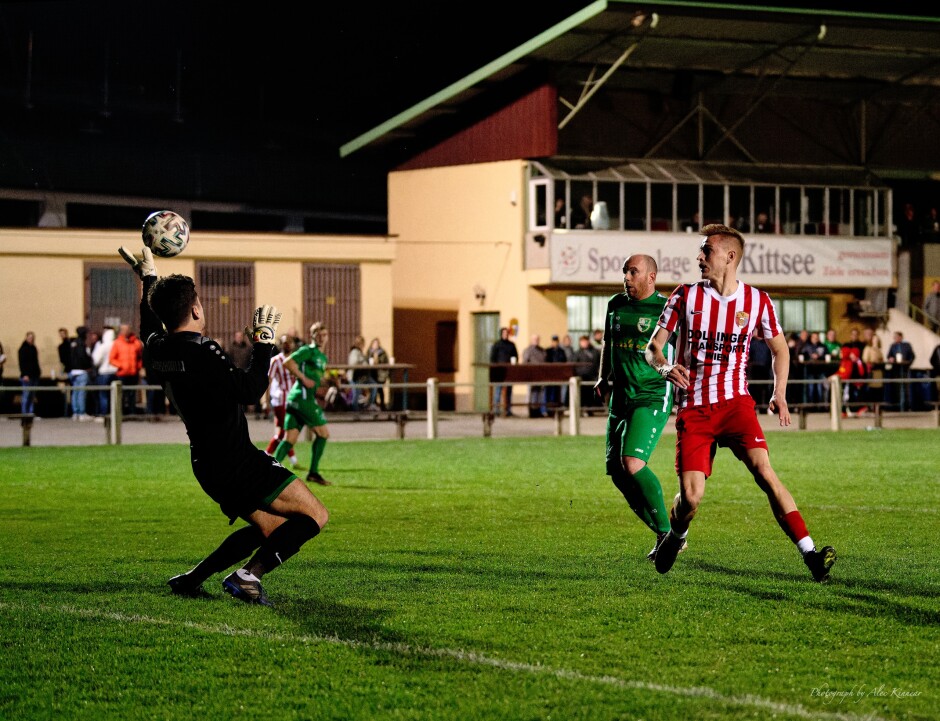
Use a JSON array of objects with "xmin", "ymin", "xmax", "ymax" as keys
[
  {"xmin": 476, "ymin": 362, "xmax": 593, "ymax": 411},
  {"xmin": 326, "ymin": 363, "xmax": 416, "ymax": 411}
]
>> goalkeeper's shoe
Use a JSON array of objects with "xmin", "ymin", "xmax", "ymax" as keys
[
  {"xmin": 647, "ymin": 532, "xmax": 688, "ymax": 562},
  {"xmin": 222, "ymin": 571, "xmax": 273, "ymax": 607},
  {"xmin": 167, "ymin": 572, "xmax": 208, "ymax": 598},
  {"xmin": 803, "ymin": 545, "xmax": 837, "ymax": 583},
  {"xmin": 654, "ymin": 531, "xmax": 687, "ymax": 574}
]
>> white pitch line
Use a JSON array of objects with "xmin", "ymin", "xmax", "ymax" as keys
[{"xmin": 1, "ymin": 601, "xmax": 890, "ymax": 721}]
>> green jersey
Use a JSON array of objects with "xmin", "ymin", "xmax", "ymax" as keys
[
  {"xmin": 604, "ymin": 291, "xmax": 673, "ymax": 413},
  {"xmin": 285, "ymin": 343, "xmax": 328, "ymax": 406}
]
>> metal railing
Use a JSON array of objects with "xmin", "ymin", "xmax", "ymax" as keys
[{"xmin": 2, "ymin": 375, "xmax": 937, "ymax": 446}]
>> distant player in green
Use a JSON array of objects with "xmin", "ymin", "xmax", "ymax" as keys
[
  {"xmin": 594, "ymin": 254, "xmax": 683, "ymax": 561},
  {"xmin": 274, "ymin": 322, "xmax": 333, "ymax": 486}
]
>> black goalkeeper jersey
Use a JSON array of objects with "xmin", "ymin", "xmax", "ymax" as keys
[{"xmin": 140, "ymin": 276, "xmax": 273, "ymax": 472}]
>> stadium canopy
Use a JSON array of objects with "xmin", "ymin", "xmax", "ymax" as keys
[{"xmin": 340, "ymin": 0, "xmax": 940, "ymax": 183}]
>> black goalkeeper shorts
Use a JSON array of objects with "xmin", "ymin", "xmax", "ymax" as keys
[{"xmin": 191, "ymin": 446, "xmax": 297, "ymax": 523}]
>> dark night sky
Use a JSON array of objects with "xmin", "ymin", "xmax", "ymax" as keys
[{"xmin": 0, "ymin": 1, "xmax": 593, "ymax": 229}]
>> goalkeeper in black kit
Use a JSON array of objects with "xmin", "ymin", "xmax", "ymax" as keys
[{"xmin": 120, "ymin": 245, "xmax": 329, "ymax": 607}]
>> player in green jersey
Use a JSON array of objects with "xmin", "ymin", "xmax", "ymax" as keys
[
  {"xmin": 274, "ymin": 322, "xmax": 333, "ymax": 485},
  {"xmin": 594, "ymin": 254, "xmax": 684, "ymax": 562}
]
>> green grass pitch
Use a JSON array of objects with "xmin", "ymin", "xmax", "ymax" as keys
[{"xmin": 1, "ymin": 429, "xmax": 937, "ymax": 720}]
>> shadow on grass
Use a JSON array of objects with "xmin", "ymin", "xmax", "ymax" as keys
[{"xmin": 683, "ymin": 559, "xmax": 940, "ymax": 626}]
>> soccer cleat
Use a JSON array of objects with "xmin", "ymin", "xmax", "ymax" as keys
[
  {"xmin": 803, "ymin": 545, "xmax": 837, "ymax": 583},
  {"xmin": 222, "ymin": 571, "xmax": 273, "ymax": 607},
  {"xmin": 647, "ymin": 532, "xmax": 668, "ymax": 562},
  {"xmin": 647, "ymin": 532, "xmax": 688, "ymax": 563},
  {"xmin": 654, "ymin": 531, "xmax": 688, "ymax": 574},
  {"xmin": 306, "ymin": 472, "xmax": 332, "ymax": 486},
  {"xmin": 167, "ymin": 572, "xmax": 206, "ymax": 598}
]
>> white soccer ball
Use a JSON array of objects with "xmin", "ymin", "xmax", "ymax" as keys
[{"xmin": 142, "ymin": 210, "xmax": 190, "ymax": 258}]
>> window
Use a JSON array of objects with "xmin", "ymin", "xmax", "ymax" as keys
[
  {"xmin": 773, "ymin": 297, "xmax": 828, "ymax": 334},
  {"xmin": 567, "ymin": 295, "xmax": 610, "ymax": 339}
]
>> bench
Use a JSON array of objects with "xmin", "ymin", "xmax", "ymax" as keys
[{"xmin": 1, "ymin": 413, "xmax": 36, "ymax": 446}]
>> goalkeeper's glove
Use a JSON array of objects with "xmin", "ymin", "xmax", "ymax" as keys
[
  {"xmin": 249, "ymin": 305, "xmax": 282, "ymax": 344},
  {"xmin": 118, "ymin": 246, "xmax": 156, "ymax": 279}
]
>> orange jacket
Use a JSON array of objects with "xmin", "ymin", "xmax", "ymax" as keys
[{"xmin": 109, "ymin": 333, "xmax": 143, "ymax": 376}]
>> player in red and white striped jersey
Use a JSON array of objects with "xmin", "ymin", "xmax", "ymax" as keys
[
  {"xmin": 265, "ymin": 336, "xmax": 300, "ymax": 468},
  {"xmin": 645, "ymin": 224, "xmax": 836, "ymax": 582}
]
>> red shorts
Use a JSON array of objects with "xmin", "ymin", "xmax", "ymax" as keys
[
  {"xmin": 674, "ymin": 395, "xmax": 768, "ymax": 478},
  {"xmin": 272, "ymin": 404, "xmax": 286, "ymax": 429}
]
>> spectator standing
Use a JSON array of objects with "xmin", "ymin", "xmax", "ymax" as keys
[
  {"xmin": 573, "ymin": 194, "xmax": 593, "ymax": 229},
  {"xmin": 929, "ymin": 341, "xmax": 940, "ymax": 402},
  {"xmin": 0, "ymin": 339, "xmax": 5, "ymax": 410},
  {"xmin": 544, "ymin": 334, "xmax": 567, "ymax": 408},
  {"xmin": 841, "ymin": 328, "xmax": 866, "ymax": 366},
  {"xmin": 747, "ymin": 336, "xmax": 773, "ymax": 409},
  {"xmin": 346, "ymin": 335, "xmax": 370, "ymax": 409},
  {"xmin": 67, "ymin": 326, "xmax": 94, "ymax": 421},
  {"xmin": 264, "ymin": 335, "xmax": 300, "ymax": 469},
  {"xmin": 489, "ymin": 327, "xmax": 518, "ymax": 417},
  {"xmin": 18, "ymin": 332, "xmax": 41, "ymax": 415},
  {"xmin": 367, "ymin": 337, "xmax": 390, "ymax": 411},
  {"xmin": 56, "ymin": 327, "xmax": 71, "ymax": 378},
  {"xmin": 229, "ymin": 330, "xmax": 252, "ymax": 370},
  {"xmin": 274, "ymin": 322, "xmax": 333, "ymax": 486},
  {"xmin": 886, "ymin": 331, "xmax": 916, "ymax": 410},
  {"xmin": 800, "ymin": 331, "xmax": 828, "ymax": 405},
  {"xmin": 861, "ymin": 333, "xmax": 885, "ymax": 407},
  {"xmin": 924, "ymin": 280, "xmax": 940, "ymax": 331},
  {"xmin": 822, "ymin": 329, "xmax": 842, "ymax": 361},
  {"xmin": 228, "ymin": 330, "xmax": 254, "ymax": 416},
  {"xmin": 574, "ymin": 335, "xmax": 600, "ymax": 411},
  {"xmin": 594, "ymin": 254, "xmax": 678, "ymax": 561},
  {"xmin": 92, "ymin": 327, "xmax": 118, "ymax": 415},
  {"xmin": 592, "ymin": 328, "xmax": 604, "ymax": 348},
  {"xmin": 522, "ymin": 334, "xmax": 547, "ymax": 417},
  {"xmin": 110, "ymin": 323, "xmax": 144, "ymax": 415},
  {"xmin": 554, "ymin": 198, "xmax": 567, "ymax": 228},
  {"xmin": 922, "ymin": 207, "xmax": 940, "ymax": 241},
  {"xmin": 754, "ymin": 212, "xmax": 773, "ymax": 233},
  {"xmin": 559, "ymin": 333, "xmax": 577, "ymax": 405},
  {"xmin": 646, "ymin": 223, "xmax": 836, "ymax": 582}
]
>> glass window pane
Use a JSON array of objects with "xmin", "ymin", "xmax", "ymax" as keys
[
  {"xmin": 805, "ymin": 300, "xmax": 828, "ymax": 332},
  {"xmin": 597, "ymin": 182, "xmax": 620, "ymax": 230},
  {"xmin": 780, "ymin": 187, "xmax": 801, "ymax": 234},
  {"xmin": 624, "ymin": 183, "xmax": 646, "ymax": 230},
  {"xmin": 650, "ymin": 184, "xmax": 673, "ymax": 231},
  {"xmin": 729, "ymin": 185, "xmax": 752, "ymax": 233},
  {"xmin": 755, "ymin": 186, "xmax": 776, "ymax": 233},
  {"xmin": 677, "ymin": 183, "xmax": 699, "ymax": 232},
  {"xmin": 703, "ymin": 184, "xmax": 724, "ymax": 226},
  {"xmin": 554, "ymin": 180, "xmax": 569, "ymax": 229}
]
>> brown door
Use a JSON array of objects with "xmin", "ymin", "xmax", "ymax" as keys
[
  {"xmin": 303, "ymin": 263, "xmax": 361, "ymax": 363},
  {"xmin": 197, "ymin": 262, "xmax": 255, "ymax": 349}
]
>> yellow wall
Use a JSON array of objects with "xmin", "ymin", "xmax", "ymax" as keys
[
  {"xmin": 0, "ymin": 229, "xmax": 394, "ymax": 378},
  {"xmin": 389, "ymin": 161, "xmax": 535, "ymax": 408}
]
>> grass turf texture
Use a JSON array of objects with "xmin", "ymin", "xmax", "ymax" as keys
[{"xmin": 1, "ymin": 430, "xmax": 937, "ymax": 721}]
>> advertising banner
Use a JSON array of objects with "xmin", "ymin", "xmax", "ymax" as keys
[{"xmin": 549, "ymin": 231, "xmax": 893, "ymax": 287}]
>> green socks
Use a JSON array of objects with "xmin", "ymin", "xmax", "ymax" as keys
[
  {"xmin": 273, "ymin": 440, "xmax": 292, "ymax": 463},
  {"xmin": 631, "ymin": 465, "xmax": 671, "ymax": 534},
  {"xmin": 311, "ymin": 435, "xmax": 327, "ymax": 472}
]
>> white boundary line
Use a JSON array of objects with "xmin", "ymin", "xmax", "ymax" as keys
[{"xmin": 1, "ymin": 601, "xmax": 889, "ymax": 721}]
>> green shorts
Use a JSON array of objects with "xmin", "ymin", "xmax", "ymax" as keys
[
  {"xmin": 605, "ymin": 405, "xmax": 670, "ymax": 475},
  {"xmin": 284, "ymin": 399, "xmax": 327, "ymax": 431}
]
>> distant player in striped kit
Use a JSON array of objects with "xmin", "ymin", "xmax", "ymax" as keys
[
  {"xmin": 645, "ymin": 224, "xmax": 836, "ymax": 582},
  {"xmin": 594, "ymin": 254, "xmax": 683, "ymax": 562},
  {"xmin": 265, "ymin": 335, "xmax": 301, "ymax": 469}
]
